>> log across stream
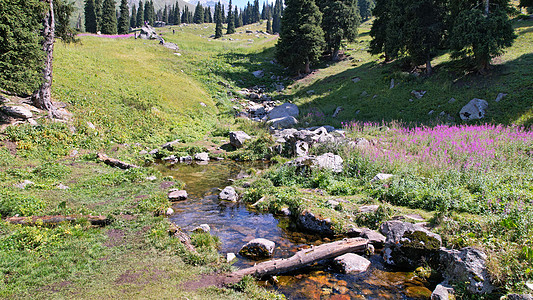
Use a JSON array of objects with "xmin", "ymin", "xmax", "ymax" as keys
[{"xmin": 155, "ymin": 160, "xmax": 438, "ymax": 299}]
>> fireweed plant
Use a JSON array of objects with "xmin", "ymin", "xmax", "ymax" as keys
[{"xmin": 340, "ymin": 122, "xmax": 533, "ymax": 214}]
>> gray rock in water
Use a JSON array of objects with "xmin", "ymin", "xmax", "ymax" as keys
[
  {"xmin": 239, "ymin": 238, "xmax": 275, "ymax": 259},
  {"xmin": 431, "ymin": 282, "xmax": 454, "ymax": 300},
  {"xmin": 361, "ymin": 228, "xmax": 386, "ymax": 248},
  {"xmin": 380, "ymin": 220, "xmax": 442, "ymax": 268},
  {"xmin": 229, "ymin": 131, "xmax": 251, "ymax": 148},
  {"xmin": 252, "ymin": 70, "xmax": 264, "ymax": 78},
  {"xmin": 193, "ymin": 224, "xmax": 211, "ymax": 233},
  {"xmin": 165, "ymin": 207, "xmax": 174, "ymax": 215},
  {"xmin": 334, "ymin": 253, "xmax": 371, "ymax": 274},
  {"xmin": 219, "ymin": 186, "xmax": 238, "ymax": 202},
  {"xmin": 226, "ymin": 252, "xmax": 237, "ymax": 262},
  {"xmin": 439, "ymin": 247, "xmax": 493, "ymax": 294},
  {"xmin": 267, "ymin": 103, "xmax": 299, "ymax": 120},
  {"xmin": 297, "ymin": 210, "xmax": 334, "ymax": 235},
  {"xmin": 168, "ymin": 189, "xmax": 188, "ymax": 201},
  {"xmin": 459, "ymin": 98, "xmax": 488, "ymax": 121},
  {"xmin": 268, "ymin": 116, "xmax": 298, "ymax": 129},
  {"xmin": 1, "ymin": 106, "xmax": 33, "ymax": 119},
  {"xmin": 194, "ymin": 152, "xmax": 209, "ymax": 161}
]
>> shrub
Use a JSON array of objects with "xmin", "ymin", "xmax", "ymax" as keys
[{"xmin": 0, "ymin": 189, "xmax": 45, "ymax": 217}]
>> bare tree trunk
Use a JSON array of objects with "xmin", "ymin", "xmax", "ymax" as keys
[
  {"xmin": 304, "ymin": 58, "xmax": 311, "ymax": 74},
  {"xmin": 485, "ymin": 0, "xmax": 489, "ymax": 16},
  {"xmin": 426, "ymin": 58, "xmax": 433, "ymax": 76},
  {"xmin": 33, "ymin": 0, "xmax": 59, "ymax": 118},
  {"xmin": 332, "ymin": 48, "xmax": 340, "ymax": 61}
]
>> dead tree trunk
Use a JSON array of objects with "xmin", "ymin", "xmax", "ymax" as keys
[
  {"xmin": 33, "ymin": 0, "xmax": 59, "ymax": 118},
  {"xmin": 227, "ymin": 238, "xmax": 368, "ymax": 280},
  {"xmin": 97, "ymin": 153, "xmax": 140, "ymax": 169}
]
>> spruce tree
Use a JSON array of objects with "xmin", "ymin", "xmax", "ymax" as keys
[
  {"xmin": 136, "ymin": 1, "xmax": 144, "ymax": 27},
  {"xmin": 266, "ymin": 9, "xmax": 272, "ymax": 33},
  {"xmin": 204, "ymin": 7, "xmax": 209, "ymax": 23},
  {"xmin": 447, "ymin": 0, "xmax": 516, "ymax": 71},
  {"xmin": 0, "ymin": 0, "xmax": 46, "ymax": 94},
  {"xmin": 193, "ymin": 2, "xmax": 204, "ymax": 24},
  {"xmin": 253, "ymin": 0, "xmax": 260, "ymax": 23},
  {"xmin": 130, "ymin": 4, "xmax": 137, "ymax": 28},
  {"xmin": 261, "ymin": 2, "xmax": 267, "ymax": 19},
  {"xmin": 163, "ymin": 5, "xmax": 168, "ymax": 23},
  {"xmin": 272, "ymin": 0, "xmax": 282, "ymax": 33},
  {"xmin": 215, "ymin": 2, "xmax": 223, "ymax": 38},
  {"xmin": 95, "ymin": 0, "xmax": 103, "ymax": 31},
  {"xmin": 221, "ymin": 5, "xmax": 225, "ymax": 23},
  {"xmin": 118, "ymin": 0, "xmax": 130, "ymax": 34},
  {"xmin": 175, "ymin": 4, "xmax": 181, "ymax": 25},
  {"xmin": 55, "ymin": 0, "xmax": 77, "ymax": 43},
  {"xmin": 208, "ymin": 7, "xmax": 213, "ymax": 23},
  {"xmin": 85, "ymin": 0, "xmax": 98, "ymax": 33},
  {"xmin": 101, "ymin": 0, "xmax": 118, "ymax": 34},
  {"xmin": 276, "ymin": 0, "xmax": 325, "ymax": 74},
  {"xmin": 234, "ymin": 7, "xmax": 241, "ymax": 28},
  {"xmin": 144, "ymin": 1, "xmax": 150, "ymax": 24},
  {"xmin": 358, "ymin": 0, "xmax": 375, "ymax": 21},
  {"xmin": 237, "ymin": 8, "xmax": 244, "ymax": 27},
  {"xmin": 227, "ymin": 0, "xmax": 235, "ymax": 34},
  {"xmin": 320, "ymin": 0, "xmax": 360, "ymax": 61}
]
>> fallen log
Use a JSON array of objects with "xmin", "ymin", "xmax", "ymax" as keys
[
  {"xmin": 6, "ymin": 215, "xmax": 110, "ymax": 226},
  {"xmin": 228, "ymin": 237, "xmax": 368, "ymax": 280},
  {"xmin": 169, "ymin": 224, "xmax": 197, "ymax": 253},
  {"xmin": 97, "ymin": 153, "xmax": 139, "ymax": 169}
]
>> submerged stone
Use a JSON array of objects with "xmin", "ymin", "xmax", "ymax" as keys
[{"xmin": 239, "ymin": 238, "xmax": 275, "ymax": 259}]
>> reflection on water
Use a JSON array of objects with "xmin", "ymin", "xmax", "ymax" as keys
[{"xmin": 155, "ymin": 161, "xmax": 435, "ymax": 299}]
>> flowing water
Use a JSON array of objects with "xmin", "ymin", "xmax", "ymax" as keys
[{"xmin": 155, "ymin": 160, "xmax": 435, "ymax": 299}]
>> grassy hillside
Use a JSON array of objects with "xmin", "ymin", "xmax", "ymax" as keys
[{"xmin": 286, "ymin": 19, "xmax": 533, "ymax": 128}]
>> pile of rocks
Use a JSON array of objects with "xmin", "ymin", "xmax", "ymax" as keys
[{"xmin": 271, "ymin": 126, "xmax": 345, "ymax": 156}]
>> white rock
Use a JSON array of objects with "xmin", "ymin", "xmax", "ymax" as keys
[
  {"xmin": 334, "ymin": 253, "xmax": 371, "ymax": 274},
  {"xmin": 252, "ymin": 70, "xmax": 264, "ymax": 78},
  {"xmin": 219, "ymin": 186, "xmax": 238, "ymax": 202},
  {"xmin": 267, "ymin": 103, "xmax": 299, "ymax": 120},
  {"xmin": 14, "ymin": 180, "xmax": 34, "ymax": 189},
  {"xmin": 226, "ymin": 252, "xmax": 237, "ymax": 262},
  {"xmin": 56, "ymin": 183, "xmax": 69, "ymax": 190},
  {"xmin": 459, "ymin": 98, "xmax": 488, "ymax": 121},
  {"xmin": 145, "ymin": 175, "xmax": 157, "ymax": 181},
  {"xmin": 87, "ymin": 122, "xmax": 96, "ymax": 130},
  {"xmin": 168, "ymin": 190, "xmax": 188, "ymax": 201},
  {"xmin": 239, "ymin": 238, "xmax": 275, "ymax": 259},
  {"xmin": 194, "ymin": 152, "xmax": 209, "ymax": 161},
  {"xmin": 372, "ymin": 173, "xmax": 394, "ymax": 182},
  {"xmin": 193, "ymin": 224, "xmax": 211, "ymax": 232},
  {"xmin": 166, "ymin": 207, "xmax": 174, "ymax": 215},
  {"xmin": 1, "ymin": 106, "xmax": 33, "ymax": 119}
]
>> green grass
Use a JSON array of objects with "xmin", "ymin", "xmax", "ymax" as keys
[{"xmin": 287, "ymin": 19, "xmax": 533, "ymax": 128}]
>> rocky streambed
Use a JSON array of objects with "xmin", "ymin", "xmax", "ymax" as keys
[{"xmin": 153, "ymin": 160, "xmax": 447, "ymax": 299}]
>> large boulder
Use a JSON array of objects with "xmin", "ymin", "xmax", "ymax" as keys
[
  {"xmin": 219, "ymin": 186, "xmax": 238, "ymax": 202},
  {"xmin": 267, "ymin": 103, "xmax": 299, "ymax": 120},
  {"xmin": 297, "ymin": 210, "xmax": 335, "ymax": 235},
  {"xmin": 334, "ymin": 253, "xmax": 371, "ymax": 274},
  {"xmin": 438, "ymin": 247, "xmax": 493, "ymax": 294},
  {"xmin": 138, "ymin": 25, "xmax": 158, "ymax": 39},
  {"xmin": 1, "ymin": 106, "xmax": 33, "ymax": 119},
  {"xmin": 431, "ymin": 282, "xmax": 454, "ymax": 300},
  {"xmin": 239, "ymin": 238, "xmax": 275, "ymax": 259},
  {"xmin": 229, "ymin": 131, "xmax": 251, "ymax": 148},
  {"xmin": 268, "ymin": 116, "xmax": 298, "ymax": 129},
  {"xmin": 168, "ymin": 189, "xmax": 188, "ymax": 201},
  {"xmin": 285, "ymin": 153, "xmax": 343, "ymax": 173},
  {"xmin": 380, "ymin": 220, "xmax": 442, "ymax": 269},
  {"xmin": 459, "ymin": 98, "xmax": 488, "ymax": 121},
  {"xmin": 194, "ymin": 152, "xmax": 209, "ymax": 161}
]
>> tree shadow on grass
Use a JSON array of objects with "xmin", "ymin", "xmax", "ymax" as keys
[{"xmin": 295, "ymin": 53, "xmax": 533, "ymax": 129}]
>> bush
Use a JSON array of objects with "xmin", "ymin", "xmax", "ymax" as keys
[{"xmin": 241, "ymin": 178, "xmax": 274, "ymax": 204}]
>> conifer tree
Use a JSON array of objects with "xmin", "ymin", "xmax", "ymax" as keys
[
  {"xmin": 272, "ymin": 0, "xmax": 282, "ymax": 33},
  {"xmin": 144, "ymin": 1, "xmax": 150, "ymax": 24},
  {"xmin": 136, "ymin": 0, "xmax": 144, "ymax": 27},
  {"xmin": 182, "ymin": 6, "xmax": 189, "ymax": 23},
  {"xmin": 163, "ymin": 5, "xmax": 168, "ymax": 23},
  {"xmin": 234, "ymin": 7, "xmax": 240, "ymax": 28},
  {"xmin": 130, "ymin": 4, "xmax": 137, "ymax": 28},
  {"xmin": 276, "ymin": 0, "xmax": 324, "ymax": 74},
  {"xmin": 208, "ymin": 7, "xmax": 213, "ymax": 23},
  {"xmin": 215, "ymin": 2, "xmax": 223, "ymax": 38},
  {"xmin": 174, "ymin": 4, "xmax": 181, "ymax": 25},
  {"xmin": 227, "ymin": 0, "xmax": 235, "ymax": 34},
  {"xmin": 266, "ymin": 9, "xmax": 272, "ymax": 33},
  {"xmin": 237, "ymin": 8, "xmax": 244, "ymax": 27},
  {"xmin": 0, "ymin": 0, "xmax": 46, "ymax": 94},
  {"xmin": 193, "ymin": 2, "xmax": 204, "ymax": 23},
  {"xmin": 253, "ymin": 0, "xmax": 260, "ymax": 23},
  {"xmin": 118, "ymin": 0, "xmax": 130, "ymax": 34},
  {"xmin": 85, "ymin": 0, "xmax": 98, "ymax": 33},
  {"xmin": 320, "ymin": 0, "xmax": 360, "ymax": 61},
  {"xmin": 358, "ymin": 0, "xmax": 375, "ymax": 21},
  {"xmin": 204, "ymin": 7, "xmax": 209, "ymax": 22},
  {"xmin": 101, "ymin": 0, "xmax": 118, "ymax": 34},
  {"xmin": 221, "ymin": 5, "xmax": 225, "ymax": 23},
  {"xmin": 261, "ymin": 2, "xmax": 267, "ymax": 19},
  {"xmin": 95, "ymin": 0, "xmax": 103, "ymax": 31}
]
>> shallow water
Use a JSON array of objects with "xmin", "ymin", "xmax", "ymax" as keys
[{"xmin": 156, "ymin": 160, "xmax": 434, "ymax": 299}]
